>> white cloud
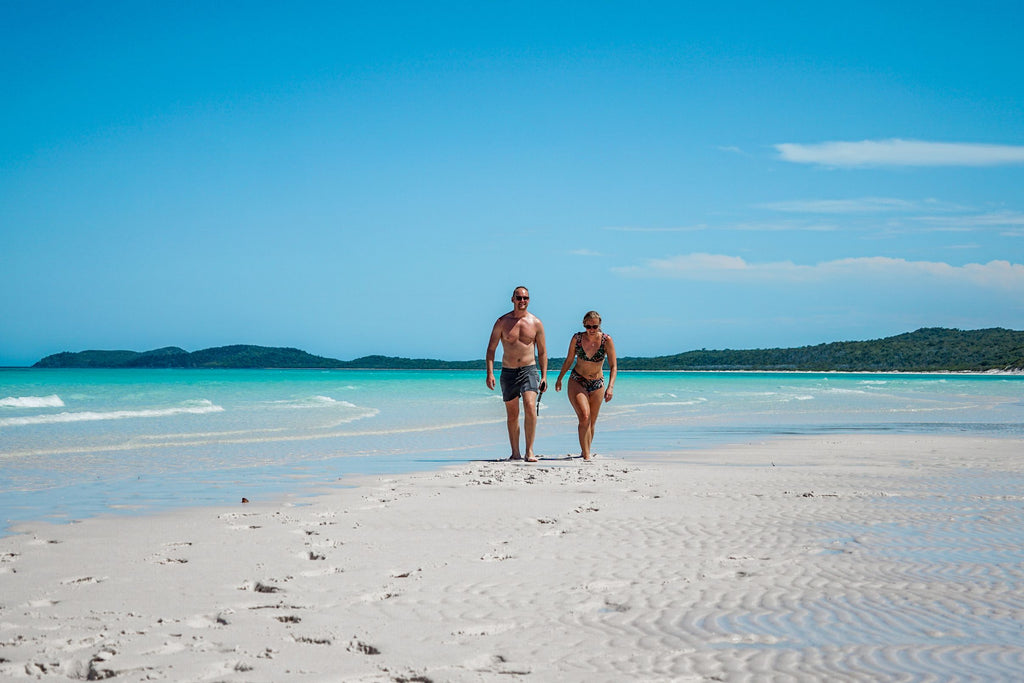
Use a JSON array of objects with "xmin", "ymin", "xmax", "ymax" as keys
[
  {"xmin": 570, "ymin": 249, "xmax": 602, "ymax": 256},
  {"xmin": 614, "ymin": 253, "xmax": 1024, "ymax": 290},
  {"xmin": 775, "ymin": 139, "xmax": 1024, "ymax": 167}
]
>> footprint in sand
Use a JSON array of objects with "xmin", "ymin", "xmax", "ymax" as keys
[
  {"xmin": 358, "ymin": 590, "xmax": 399, "ymax": 602},
  {"xmin": 241, "ymin": 580, "xmax": 284, "ymax": 594},
  {"xmin": 346, "ymin": 639, "xmax": 380, "ymax": 654},
  {"xmin": 299, "ymin": 566, "xmax": 342, "ymax": 577},
  {"xmin": 27, "ymin": 598, "xmax": 59, "ymax": 608},
  {"xmin": 61, "ymin": 575, "xmax": 104, "ymax": 585},
  {"xmin": 391, "ymin": 569, "xmax": 420, "ymax": 578},
  {"xmin": 480, "ymin": 553, "xmax": 513, "ymax": 562},
  {"xmin": 464, "ymin": 653, "xmax": 531, "ymax": 675},
  {"xmin": 186, "ymin": 611, "xmax": 232, "ymax": 628},
  {"xmin": 445, "ymin": 622, "xmax": 517, "ymax": 644}
]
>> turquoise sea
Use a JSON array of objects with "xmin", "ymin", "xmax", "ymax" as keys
[{"xmin": 1, "ymin": 368, "xmax": 1022, "ymax": 534}]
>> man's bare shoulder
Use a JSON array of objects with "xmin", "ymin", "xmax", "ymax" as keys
[{"xmin": 494, "ymin": 311, "xmax": 518, "ymax": 325}]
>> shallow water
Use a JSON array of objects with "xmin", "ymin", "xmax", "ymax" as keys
[{"xmin": 1, "ymin": 368, "xmax": 1021, "ymax": 533}]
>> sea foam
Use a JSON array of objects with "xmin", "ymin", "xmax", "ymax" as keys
[
  {"xmin": 0, "ymin": 400, "xmax": 224, "ymax": 428},
  {"xmin": 271, "ymin": 395, "xmax": 360, "ymax": 409},
  {"xmin": 0, "ymin": 394, "xmax": 65, "ymax": 409}
]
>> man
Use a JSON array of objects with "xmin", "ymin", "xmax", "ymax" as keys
[{"xmin": 486, "ymin": 286, "xmax": 548, "ymax": 462}]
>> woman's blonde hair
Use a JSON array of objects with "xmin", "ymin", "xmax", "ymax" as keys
[{"xmin": 583, "ymin": 310, "xmax": 601, "ymax": 323}]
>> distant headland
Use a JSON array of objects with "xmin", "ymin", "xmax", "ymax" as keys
[
  {"xmin": 30, "ymin": 328, "xmax": 1024, "ymax": 373},
  {"xmin": 32, "ymin": 345, "xmax": 479, "ymax": 370}
]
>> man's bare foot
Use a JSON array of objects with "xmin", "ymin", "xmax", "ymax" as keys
[
  {"xmin": 582, "ymin": 453, "xmax": 592, "ymax": 461},
  {"xmin": 525, "ymin": 455, "xmax": 539, "ymax": 462},
  {"xmin": 508, "ymin": 454, "xmax": 524, "ymax": 461}
]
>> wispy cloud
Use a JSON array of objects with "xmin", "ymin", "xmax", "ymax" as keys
[
  {"xmin": 759, "ymin": 197, "xmax": 955, "ymax": 214},
  {"xmin": 756, "ymin": 199, "xmax": 1024, "ymax": 235},
  {"xmin": 604, "ymin": 221, "xmax": 837, "ymax": 233},
  {"xmin": 570, "ymin": 249, "xmax": 602, "ymax": 257},
  {"xmin": 912, "ymin": 210, "xmax": 1024, "ymax": 227},
  {"xmin": 775, "ymin": 139, "xmax": 1024, "ymax": 167},
  {"xmin": 721, "ymin": 221, "xmax": 838, "ymax": 232},
  {"xmin": 614, "ymin": 253, "xmax": 1024, "ymax": 290},
  {"xmin": 603, "ymin": 225, "xmax": 707, "ymax": 233},
  {"xmin": 908, "ymin": 210, "xmax": 1024, "ymax": 235}
]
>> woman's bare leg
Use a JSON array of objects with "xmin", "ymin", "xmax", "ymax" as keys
[
  {"xmin": 568, "ymin": 380, "xmax": 594, "ymax": 459},
  {"xmin": 586, "ymin": 389, "xmax": 604, "ymax": 457}
]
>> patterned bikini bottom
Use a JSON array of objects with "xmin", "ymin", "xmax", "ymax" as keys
[{"xmin": 570, "ymin": 368, "xmax": 604, "ymax": 393}]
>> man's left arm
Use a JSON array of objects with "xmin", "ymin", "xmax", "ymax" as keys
[{"xmin": 535, "ymin": 320, "xmax": 548, "ymax": 390}]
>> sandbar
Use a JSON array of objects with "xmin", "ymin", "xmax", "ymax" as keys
[{"xmin": 3, "ymin": 434, "xmax": 1023, "ymax": 681}]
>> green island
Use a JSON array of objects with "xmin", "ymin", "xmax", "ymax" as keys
[{"xmin": 32, "ymin": 327, "xmax": 1024, "ymax": 372}]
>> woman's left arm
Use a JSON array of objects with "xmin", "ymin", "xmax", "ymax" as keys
[{"xmin": 604, "ymin": 335, "xmax": 617, "ymax": 402}]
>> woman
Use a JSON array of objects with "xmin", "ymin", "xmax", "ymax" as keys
[{"xmin": 555, "ymin": 311, "xmax": 617, "ymax": 461}]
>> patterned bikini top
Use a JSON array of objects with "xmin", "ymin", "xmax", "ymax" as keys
[{"xmin": 574, "ymin": 333, "xmax": 608, "ymax": 363}]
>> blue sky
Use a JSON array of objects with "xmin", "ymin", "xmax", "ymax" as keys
[{"xmin": 2, "ymin": 1, "xmax": 1022, "ymax": 366}]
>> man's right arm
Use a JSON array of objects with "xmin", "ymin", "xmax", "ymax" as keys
[{"xmin": 485, "ymin": 321, "xmax": 501, "ymax": 389}]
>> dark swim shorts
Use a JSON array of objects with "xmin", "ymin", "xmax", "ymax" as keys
[{"xmin": 500, "ymin": 365, "xmax": 541, "ymax": 402}]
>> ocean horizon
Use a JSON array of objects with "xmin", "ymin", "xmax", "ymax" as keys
[{"xmin": 2, "ymin": 368, "xmax": 1022, "ymax": 536}]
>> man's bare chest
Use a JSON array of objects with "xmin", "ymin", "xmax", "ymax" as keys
[{"xmin": 502, "ymin": 319, "xmax": 536, "ymax": 345}]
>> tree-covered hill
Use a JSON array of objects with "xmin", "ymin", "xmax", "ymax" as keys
[
  {"xmin": 32, "ymin": 345, "xmax": 481, "ymax": 369},
  {"xmin": 33, "ymin": 345, "xmax": 347, "ymax": 369},
  {"xmin": 340, "ymin": 355, "xmax": 482, "ymax": 370},
  {"xmin": 31, "ymin": 327, "xmax": 1024, "ymax": 372},
  {"xmin": 616, "ymin": 327, "xmax": 1024, "ymax": 372}
]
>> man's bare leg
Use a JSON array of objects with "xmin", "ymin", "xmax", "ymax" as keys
[
  {"xmin": 522, "ymin": 391, "xmax": 539, "ymax": 461},
  {"xmin": 504, "ymin": 399, "xmax": 523, "ymax": 460}
]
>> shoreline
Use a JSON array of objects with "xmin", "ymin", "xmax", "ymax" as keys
[
  {"xmin": 4, "ymin": 366, "xmax": 1019, "ymax": 376},
  {"xmin": 4, "ymin": 434, "xmax": 1024, "ymax": 681},
  {"xmin": 6, "ymin": 366, "xmax": 1022, "ymax": 375}
]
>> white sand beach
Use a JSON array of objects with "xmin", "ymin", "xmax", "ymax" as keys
[{"xmin": 3, "ymin": 434, "xmax": 1024, "ymax": 681}]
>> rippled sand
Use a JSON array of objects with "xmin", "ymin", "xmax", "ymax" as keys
[{"xmin": 2, "ymin": 434, "xmax": 1023, "ymax": 681}]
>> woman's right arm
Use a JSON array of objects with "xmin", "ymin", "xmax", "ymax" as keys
[{"xmin": 554, "ymin": 335, "xmax": 576, "ymax": 391}]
